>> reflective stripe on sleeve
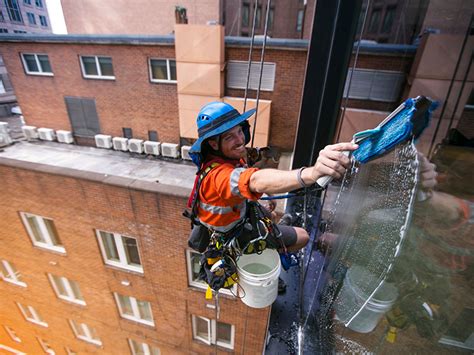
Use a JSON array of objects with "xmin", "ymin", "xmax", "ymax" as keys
[{"xmin": 230, "ymin": 167, "xmax": 246, "ymax": 198}]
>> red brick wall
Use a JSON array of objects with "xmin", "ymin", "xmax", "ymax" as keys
[
  {"xmin": 0, "ymin": 165, "xmax": 270, "ymax": 354},
  {"xmin": 0, "ymin": 43, "xmax": 180, "ymax": 143}
]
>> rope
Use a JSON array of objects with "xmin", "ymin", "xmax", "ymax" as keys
[{"xmin": 243, "ymin": 0, "xmax": 259, "ymax": 112}]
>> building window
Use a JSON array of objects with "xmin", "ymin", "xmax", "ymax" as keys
[
  {"xmin": 39, "ymin": 14, "xmax": 47, "ymax": 26},
  {"xmin": 226, "ymin": 60, "xmax": 276, "ymax": 91},
  {"xmin": 268, "ymin": 8, "xmax": 274, "ymax": 30},
  {"xmin": 255, "ymin": 5, "xmax": 262, "ymax": 28},
  {"xmin": 0, "ymin": 10, "xmax": 4, "ymax": 21},
  {"xmin": 0, "ymin": 78, "xmax": 5, "ymax": 93},
  {"xmin": 128, "ymin": 339, "xmax": 160, "ymax": 355},
  {"xmin": 26, "ymin": 12, "xmax": 36, "ymax": 25},
  {"xmin": 37, "ymin": 338, "xmax": 55, "ymax": 355},
  {"xmin": 48, "ymin": 274, "xmax": 85, "ymax": 305},
  {"xmin": 382, "ymin": 6, "xmax": 396, "ymax": 33},
  {"xmin": 96, "ymin": 230, "xmax": 143, "ymax": 272},
  {"xmin": 4, "ymin": 326, "xmax": 21, "ymax": 342},
  {"xmin": 368, "ymin": 8, "xmax": 381, "ymax": 33},
  {"xmin": 149, "ymin": 58, "xmax": 176, "ymax": 83},
  {"xmin": 1, "ymin": 259, "xmax": 26, "ymax": 287},
  {"xmin": 186, "ymin": 249, "xmax": 235, "ymax": 296},
  {"xmin": 5, "ymin": 0, "xmax": 23, "ymax": 23},
  {"xmin": 191, "ymin": 315, "xmax": 234, "ymax": 350},
  {"xmin": 24, "ymin": 0, "xmax": 32, "ymax": 5},
  {"xmin": 17, "ymin": 303, "xmax": 47, "ymax": 327},
  {"xmin": 0, "ymin": 29, "xmax": 7, "ymax": 33},
  {"xmin": 296, "ymin": 9, "xmax": 304, "ymax": 32},
  {"xmin": 242, "ymin": 3, "xmax": 249, "ymax": 28},
  {"xmin": 20, "ymin": 53, "xmax": 53, "ymax": 76},
  {"xmin": 20, "ymin": 212, "xmax": 64, "ymax": 252},
  {"xmin": 114, "ymin": 293, "xmax": 154, "ymax": 326},
  {"xmin": 35, "ymin": 0, "xmax": 42, "ymax": 7},
  {"xmin": 65, "ymin": 348, "xmax": 77, "ymax": 355},
  {"xmin": 80, "ymin": 56, "xmax": 114, "ymax": 79},
  {"xmin": 13, "ymin": 29, "xmax": 27, "ymax": 33},
  {"xmin": 69, "ymin": 320, "xmax": 101, "ymax": 346}
]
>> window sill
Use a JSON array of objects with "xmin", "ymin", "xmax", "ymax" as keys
[
  {"xmin": 76, "ymin": 336, "xmax": 102, "ymax": 347},
  {"xmin": 26, "ymin": 319, "xmax": 48, "ymax": 327},
  {"xmin": 104, "ymin": 261, "xmax": 144, "ymax": 275},
  {"xmin": 150, "ymin": 79, "xmax": 177, "ymax": 84},
  {"xmin": 193, "ymin": 339, "xmax": 234, "ymax": 351},
  {"xmin": 82, "ymin": 75, "xmax": 116, "ymax": 81},
  {"xmin": 25, "ymin": 72, "xmax": 54, "ymax": 77},
  {"xmin": 2, "ymin": 279, "xmax": 27, "ymax": 288},
  {"xmin": 120, "ymin": 316, "xmax": 155, "ymax": 328},
  {"xmin": 32, "ymin": 243, "xmax": 66, "ymax": 254},
  {"xmin": 188, "ymin": 284, "xmax": 236, "ymax": 299},
  {"xmin": 57, "ymin": 296, "xmax": 86, "ymax": 306}
]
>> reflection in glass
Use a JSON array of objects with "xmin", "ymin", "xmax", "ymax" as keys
[
  {"xmin": 217, "ymin": 321, "xmax": 232, "ymax": 344},
  {"xmin": 100, "ymin": 231, "xmax": 119, "ymax": 261},
  {"xmin": 122, "ymin": 236, "xmax": 141, "ymax": 266},
  {"xmin": 137, "ymin": 300, "xmax": 152, "ymax": 321},
  {"xmin": 118, "ymin": 294, "xmax": 134, "ymax": 315},
  {"xmin": 26, "ymin": 215, "xmax": 45, "ymax": 243},
  {"xmin": 82, "ymin": 56, "xmax": 98, "ymax": 75},
  {"xmin": 43, "ymin": 218, "xmax": 62, "ymax": 246},
  {"xmin": 38, "ymin": 55, "xmax": 52, "ymax": 73},
  {"xmin": 98, "ymin": 57, "xmax": 114, "ymax": 76},
  {"xmin": 150, "ymin": 59, "xmax": 167, "ymax": 80}
]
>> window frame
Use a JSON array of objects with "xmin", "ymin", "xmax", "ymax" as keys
[
  {"xmin": 39, "ymin": 14, "xmax": 47, "ymax": 27},
  {"xmin": 35, "ymin": 0, "xmax": 43, "ymax": 8},
  {"xmin": 96, "ymin": 229, "xmax": 143, "ymax": 273},
  {"xmin": 191, "ymin": 315, "xmax": 235, "ymax": 350},
  {"xmin": 20, "ymin": 53, "xmax": 54, "ymax": 77},
  {"xmin": 186, "ymin": 249, "xmax": 235, "ymax": 296},
  {"xmin": 17, "ymin": 303, "xmax": 48, "ymax": 327},
  {"xmin": 24, "ymin": 0, "xmax": 32, "ymax": 5},
  {"xmin": 148, "ymin": 58, "xmax": 177, "ymax": 84},
  {"xmin": 128, "ymin": 338, "xmax": 161, "ymax": 355},
  {"xmin": 4, "ymin": 325, "xmax": 21, "ymax": 343},
  {"xmin": 37, "ymin": 337, "xmax": 55, "ymax": 355},
  {"xmin": 1, "ymin": 259, "xmax": 27, "ymax": 287},
  {"xmin": 47, "ymin": 273, "xmax": 85, "ymax": 305},
  {"xmin": 20, "ymin": 212, "xmax": 64, "ymax": 253},
  {"xmin": 114, "ymin": 293, "xmax": 155, "ymax": 326},
  {"xmin": 5, "ymin": 0, "xmax": 23, "ymax": 23},
  {"xmin": 26, "ymin": 12, "xmax": 36, "ymax": 25},
  {"xmin": 79, "ymin": 55, "xmax": 115, "ymax": 80},
  {"xmin": 69, "ymin": 320, "xmax": 102, "ymax": 346}
]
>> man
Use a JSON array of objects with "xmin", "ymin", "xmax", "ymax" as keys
[{"xmin": 188, "ymin": 101, "xmax": 358, "ymax": 253}]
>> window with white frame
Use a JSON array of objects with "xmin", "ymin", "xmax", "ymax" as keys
[
  {"xmin": 80, "ymin": 56, "xmax": 115, "ymax": 79},
  {"xmin": 4, "ymin": 325, "xmax": 21, "ymax": 342},
  {"xmin": 149, "ymin": 58, "xmax": 176, "ymax": 83},
  {"xmin": 185, "ymin": 249, "xmax": 235, "ymax": 296},
  {"xmin": 37, "ymin": 338, "xmax": 55, "ymax": 355},
  {"xmin": 1, "ymin": 259, "xmax": 26, "ymax": 287},
  {"xmin": 20, "ymin": 212, "xmax": 64, "ymax": 253},
  {"xmin": 20, "ymin": 53, "xmax": 53, "ymax": 76},
  {"xmin": 192, "ymin": 315, "xmax": 234, "ymax": 349},
  {"xmin": 128, "ymin": 338, "xmax": 160, "ymax": 355},
  {"xmin": 65, "ymin": 347, "xmax": 77, "ymax": 355},
  {"xmin": 5, "ymin": 0, "xmax": 23, "ymax": 22},
  {"xmin": 114, "ymin": 293, "xmax": 154, "ymax": 326},
  {"xmin": 26, "ymin": 12, "xmax": 35, "ymax": 25},
  {"xmin": 96, "ymin": 230, "xmax": 143, "ymax": 272},
  {"xmin": 226, "ymin": 60, "xmax": 276, "ymax": 91},
  {"xmin": 69, "ymin": 320, "xmax": 101, "ymax": 346},
  {"xmin": 17, "ymin": 303, "xmax": 47, "ymax": 327},
  {"xmin": 47, "ymin": 274, "xmax": 85, "ymax": 305}
]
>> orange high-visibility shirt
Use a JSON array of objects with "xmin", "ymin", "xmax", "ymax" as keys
[{"xmin": 197, "ymin": 161, "xmax": 262, "ymax": 233}]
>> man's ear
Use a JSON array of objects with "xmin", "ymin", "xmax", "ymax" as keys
[{"xmin": 208, "ymin": 138, "xmax": 219, "ymax": 151}]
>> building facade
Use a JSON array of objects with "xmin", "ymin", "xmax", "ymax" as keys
[{"xmin": 0, "ymin": 0, "xmax": 52, "ymax": 34}]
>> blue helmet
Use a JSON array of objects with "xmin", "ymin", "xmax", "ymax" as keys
[{"xmin": 189, "ymin": 102, "xmax": 255, "ymax": 167}]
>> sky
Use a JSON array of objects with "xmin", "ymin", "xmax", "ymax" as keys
[{"xmin": 46, "ymin": 0, "xmax": 68, "ymax": 34}]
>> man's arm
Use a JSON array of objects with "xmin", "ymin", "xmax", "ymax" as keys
[{"xmin": 249, "ymin": 142, "xmax": 358, "ymax": 194}]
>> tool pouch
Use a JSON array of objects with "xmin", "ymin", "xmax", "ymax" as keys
[{"xmin": 187, "ymin": 224, "xmax": 211, "ymax": 253}]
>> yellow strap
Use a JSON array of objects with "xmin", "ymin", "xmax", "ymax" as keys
[
  {"xmin": 385, "ymin": 327, "xmax": 398, "ymax": 343},
  {"xmin": 205, "ymin": 286, "xmax": 213, "ymax": 300}
]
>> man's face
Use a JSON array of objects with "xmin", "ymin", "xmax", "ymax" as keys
[{"xmin": 208, "ymin": 125, "xmax": 246, "ymax": 160}]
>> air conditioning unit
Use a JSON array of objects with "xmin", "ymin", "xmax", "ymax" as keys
[
  {"xmin": 56, "ymin": 130, "xmax": 74, "ymax": 144},
  {"xmin": 94, "ymin": 134, "xmax": 112, "ymax": 149},
  {"xmin": 22, "ymin": 126, "xmax": 39, "ymax": 140},
  {"xmin": 144, "ymin": 141, "xmax": 161, "ymax": 156},
  {"xmin": 38, "ymin": 128, "xmax": 56, "ymax": 141},
  {"xmin": 0, "ymin": 122, "xmax": 8, "ymax": 134},
  {"xmin": 181, "ymin": 145, "xmax": 192, "ymax": 160},
  {"xmin": 128, "ymin": 139, "xmax": 144, "ymax": 154},
  {"xmin": 113, "ymin": 137, "xmax": 129, "ymax": 151},
  {"xmin": 161, "ymin": 142, "xmax": 180, "ymax": 158},
  {"xmin": 0, "ymin": 132, "xmax": 12, "ymax": 147}
]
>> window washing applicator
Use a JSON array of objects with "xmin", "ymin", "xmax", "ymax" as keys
[{"xmin": 316, "ymin": 96, "xmax": 438, "ymax": 188}]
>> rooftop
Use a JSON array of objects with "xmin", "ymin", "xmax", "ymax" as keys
[{"xmin": 0, "ymin": 139, "xmax": 196, "ymax": 197}]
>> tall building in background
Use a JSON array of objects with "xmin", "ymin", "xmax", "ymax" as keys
[{"xmin": 0, "ymin": 0, "xmax": 52, "ymax": 34}]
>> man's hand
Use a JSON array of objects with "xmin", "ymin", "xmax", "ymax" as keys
[
  {"xmin": 305, "ymin": 142, "xmax": 359, "ymax": 183},
  {"xmin": 418, "ymin": 153, "xmax": 438, "ymax": 191}
]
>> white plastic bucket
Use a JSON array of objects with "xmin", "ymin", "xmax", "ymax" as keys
[
  {"xmin": 237, "ymin": 249, "xmax": 281, "ymax": 308},
  {"xmin": 335, "ymin": 265, "xmax": 398, "ymax": 333}
]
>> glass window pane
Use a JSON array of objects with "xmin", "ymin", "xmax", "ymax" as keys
[
  {"xmin": 130, "ymin": 339, "xmax": 144, "ymax": 355},
  {"xmin": 216, "ymin": 321, "xmax": 232, "ymax": 343},
  {"xmin": 72, "ymin": 321, "xmax": 86, "ymax": 337},
  {"xmin": 368, "ymin": 9, "xmax": 381, "ymax": 33},
  {"xmin": 100, "ymin": 231, "xmax": 119, "ymax": 261},
  {"xmin": 255, "ymin": 6, "xmax": 262, "ymax": 28},
  {"xmin": 38, "ymin": 55, "xmax": 52, "ymax": 73},
  {"xmin": 191, "ymin": 252, "xmax": 201, "ymax": 281},
  {"xmin": 122, "ymin": 236, "xmax": 141, "ymax": 266},
  {"xmin": 151, "ymin": 346, "xmax": 160, "ymax": 355},
  {"xmin": 242, "ymin": 4, "xmax": 249, "ymax": 27},
  {"xmin": 195, "ymin": 317, "xmax": 210, "ymax": 341},
  {"xmin": 137, "ymin": 300, "xmax": 152, "ymax": 321},
  {"xmin": 98, "ymin": 57, "xmax": 114, "ymax": 76},
  {"xmin": 26, "ymin": 215, "xmax": 45, "ymax": 243},
  {"xmin": 118, "ymin": 294, "xmax": 133, "ymax": 315},
  {"xmin": 24, "ymin": 54, "xmax": 39, "ymax": 72},
  {"xmin": 69, "ymin": 279, "xmax": 84, "ymax": 300},
  {"xmin": 169, "ymin": 60, "xmax": 176, "ymax": 81},
  {"xmin": 0, "ymin": 261, "xmax": 10, "ymax": 278},
  {"xmin": 150, "ymin": 59, "xmax": 167, "ymax": 80},
  {"xmin": 43, "ymin": 218, "xmax": 62, "ymax": 246},
  {"xmin": 82, "ymin": 56, "xmax": 98, "ymax": 75},
  {"xmin": 52, "ymin": 275, "xmax": 67, "ymax": 296},
  {"xmin": 88, "ymin": 326, "xmax": 99, "ymax": 340}
]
